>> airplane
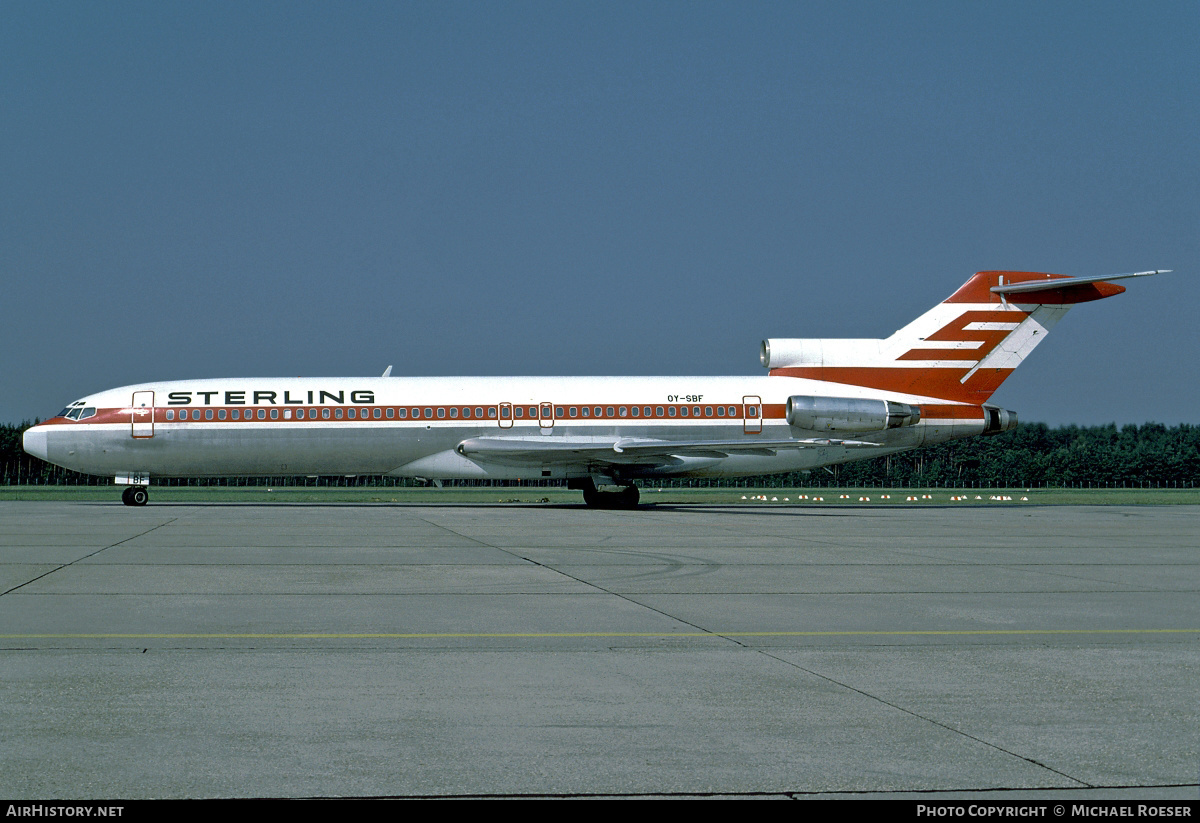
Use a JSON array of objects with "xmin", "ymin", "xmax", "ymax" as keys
[{"xmin": 22, "ymin": 269, "xmax": 1168, "ymax": 508}]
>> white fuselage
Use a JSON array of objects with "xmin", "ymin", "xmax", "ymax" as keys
[{"xmin": 24, "ymin": 374, "xmax": 985, "ymax": 483}]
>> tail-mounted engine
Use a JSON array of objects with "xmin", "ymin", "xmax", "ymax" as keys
[
  {"xmin": 786, "ymin": 395, "xmax": 921, "ymax": 433},
  {"xmin": 981, "ymin": 405, "xmax": 1018, "ymax": 436}
]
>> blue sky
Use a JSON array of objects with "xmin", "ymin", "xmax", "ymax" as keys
[{"xmin": 3, "ymin": 1, "xmax": 1196, "ymax": 425}]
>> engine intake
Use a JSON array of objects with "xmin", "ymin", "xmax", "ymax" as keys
[{"xmin": 786, "ymin": 395, "xmax": 921, "ymax": 432}]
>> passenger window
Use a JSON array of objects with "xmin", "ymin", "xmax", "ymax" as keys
[
  {"xmin": 374, "ymin": 408, "xmax": 381, "ymax": 419},
  {"xmin": 581, "ymin": 407, "xmax": 589, "ymax": 417},
  {"xmin": 424, "ymin": 408, "xmax": 433, "ymax": 418},
  {"xmin": 594, "ymin": 406, "xmax": 602, "ymax": 417},
  {"xmin": 462, "ymin": 408, "xmax": 471, "ymax": 419},
  {"xmin": 334, "ymin": 409, "xmax": 343, "ymax": 419},
  {"xmin": 475, "ymin": 407, "xmax": 484, "ymax": 418},
  {"xmin": 668, "ymin": 407, "xmax": 676, "ymax": 417},
  {"xmin": 619, "ymin": 407, "xmax": 627, "ymax": 417},
  {"xmin": 515, "ymin": 407, "xmax": 524, "ymax": 418},
  {"xmin": 693, "ymin": 406, "xmax": 701, "ymax": 416},
  {"xmin": 270, "ymin": 409, "xmax": 278, "ymax": 420},
  {"xmin": 283, "ymin": 410, "xmax": 291, "ymax": 420},
  {"xmin": 630, "ymin": 407, "xmax": 639, "ymax": 417},
  {"xmin": 717, "ymin": 406, "xmax": 725, "ymax": 417},
  {"xmin": 656, "ymin": 407, "xmax": 664, "ymax": 416},
  {"xmin": 569, "ymin": 407, "xmax": 577, "ymax": 417},
  {"xmin": 218, "ymin": 409, "xmax": 227, "ymax": 420},
  {"xmin": 606, "ymin": 407, "xmax": 615, "ymax": 417},
  {"xmin": 257, "ymin": 409, "xmax": 266, "ymax": 420},
  {"xmin": 643, "ymin": 406, "xmax": 651, "ymax": 417},
  {"xmin": 681, "ymin": 407, "xmax": 689, "ymax": 417},
  {"xmin": 322, "ymin": 409, "xmax": 330, "ymax": 419},
  {"xmin": 555, "ymin": 407, "xmax": 564, "ymax": 417},
  {"xmin": 437, "ymin": 408, "xmax": 446, "ymax": 418},
  {"xmin": 705, "ymin": 406, "xmax": 713, "ymax": 417},
  {"xmin": 490, "ymin": 407, "xmax": 498, "ymax": 419},
  {"xmin": 205, "ymin": 410, "xmax": 213, "ymax": 420},
  {"xmin": 166, "ymin": 410, "xmax": 175, "ymax": 421},
  {"xmin": 450, "ymin": 408, "xmax": 458, "ymax": 418}
]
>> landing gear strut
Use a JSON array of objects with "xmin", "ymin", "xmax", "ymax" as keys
[
  {"xmin": 121, "ymin": 486, "xmax": 149, "ymax": 506},
  {"xmin": 570, "ymin": 478, "xmax": 640, "ymax": 509}
]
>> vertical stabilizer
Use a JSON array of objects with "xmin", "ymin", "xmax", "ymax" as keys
[{"xmin": 763, "ymin": 270, "xmax": 1156, "ymax": 403}]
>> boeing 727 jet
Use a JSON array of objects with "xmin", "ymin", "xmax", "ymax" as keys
[{"xmin": 22, "ymin": 270, "xmax": 1166, "ymax": 506}]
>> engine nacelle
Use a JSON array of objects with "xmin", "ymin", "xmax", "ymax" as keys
[
  {"xmin": 982, "ymin": 405, "xmax": 1018, "ymax": 436},
  {"xmin": 786, "ymin": 395, "xmax": 921, "ymax": 432},
  {"xmin": 761, "ymin": 338, "xmax": 885, "ymax": 369}
]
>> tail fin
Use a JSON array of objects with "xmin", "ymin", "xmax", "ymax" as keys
[{"xmin": 762, "ymin": 270, "xmax": 1165, "ymax": 404}]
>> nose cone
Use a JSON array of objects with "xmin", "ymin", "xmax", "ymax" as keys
[{"xmin": 23, "ymin": 426, "xmax": 49, "ymax": 461}]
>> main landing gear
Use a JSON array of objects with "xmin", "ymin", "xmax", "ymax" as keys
[
  {"xmin": 570, "ymin": 478, "xmax": 640, "ymax": 509},
  {"xmin": 121, "ymin": 486, "xmax": 149, "ymax": 506}
]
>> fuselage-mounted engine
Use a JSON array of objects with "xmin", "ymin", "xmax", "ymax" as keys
[{"xmin": 786, "ymin": 395, "xmax": 921, "ymax": 433}]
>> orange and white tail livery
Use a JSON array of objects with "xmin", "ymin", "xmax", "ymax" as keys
[
  {"xmin": 23, "ymin": 268, "xmax": 1168, "ymax": 506},
  {"xmin": 761, "ymin": 270, "xmax": 1166, "ymax": 405}
]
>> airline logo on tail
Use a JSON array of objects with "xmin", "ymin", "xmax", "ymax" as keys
[{"xmin": 763, "ymin": 270, "xmax": 1167, "ymax": 404}]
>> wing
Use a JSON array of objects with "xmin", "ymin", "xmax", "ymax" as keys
[{"xmin": 455, "ymin": 435, "xmax": 882, "ymax": 467}]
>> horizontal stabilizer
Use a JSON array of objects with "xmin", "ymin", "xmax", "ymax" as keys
[{"xmin": 991, "ymin": 270, "xmax": 1169, "ymax": 296}]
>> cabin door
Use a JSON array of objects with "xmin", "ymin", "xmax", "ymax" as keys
[
  {"xmin": 131, "ymin": 391, "xmax": 155, "ymax": 439},
  {"xmin": 743, "ymin": 395, "xmax": 762, "ymax": 434}
]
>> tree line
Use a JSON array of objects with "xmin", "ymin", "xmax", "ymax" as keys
[{"xmin": 2, "ymin": 420, "xmax": 1197, "ymax": 488}]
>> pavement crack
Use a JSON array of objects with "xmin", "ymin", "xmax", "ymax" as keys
[
  {"xmin": 753, "ymin": 647, "xmax": 1094, "ymax": 788},
  {"xmin": 413, "ymin": 515, "xmax": 718, "ymax": 635},
  {"xmin": 0, "ymin": 518, "xmax": 178, "ymax": 596}
]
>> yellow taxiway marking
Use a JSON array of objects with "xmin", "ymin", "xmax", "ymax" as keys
[{"xmin": 2, "ymin": 629, "xmax": 1197, "ymax": 639}]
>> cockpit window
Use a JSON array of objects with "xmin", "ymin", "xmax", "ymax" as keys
[
  {"xmin": 58, "ymin": 401, "xmax": 87, "ymax": 419},
  {"xmin": 80, "ymin": 408, "xmax": 96, "ymax": 419}
]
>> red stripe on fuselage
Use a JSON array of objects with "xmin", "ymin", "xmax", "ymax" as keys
[
  {"xmin": 919, "ymin": 404, "xmax": 985, "ymax": 420},
  {"xmin": 37, "ymin": 401, "xmax": 789, "ymax": 424}
]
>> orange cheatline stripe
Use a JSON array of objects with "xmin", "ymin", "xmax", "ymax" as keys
[{"xmin": 45, "ymin": 402, "xmax": 778, "ymax": 424}]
